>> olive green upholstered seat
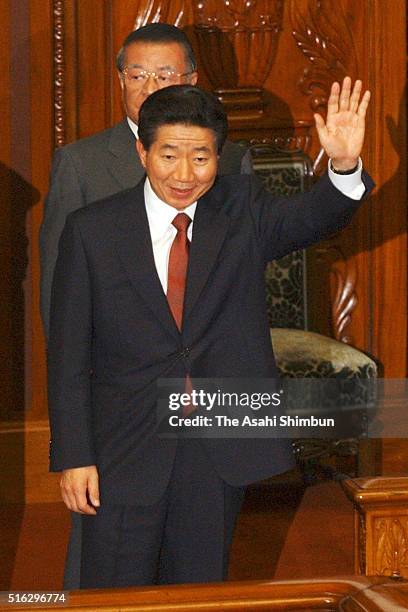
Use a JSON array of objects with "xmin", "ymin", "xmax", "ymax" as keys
[{"xmin": 271, "ymin": 328, "xmax": 377, "ymax": 380}]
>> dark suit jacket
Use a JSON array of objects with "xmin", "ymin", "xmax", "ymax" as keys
[
  {"xmin": 48, "ymin": 172, "xmax": 373, "ymax": 506},
  {"xmin": 40, "ymin": 119, "xmax": 251, "ymax": 335}
]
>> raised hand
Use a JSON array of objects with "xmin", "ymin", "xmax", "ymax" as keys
[{"xmin": 314, "ymin": 76, "xmax": 371, "ymax": 171}]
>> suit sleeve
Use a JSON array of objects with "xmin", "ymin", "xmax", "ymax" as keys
[
  {"xmin": 39, "ymin": 147, "xmax": 86, "ymax": 338},
  {"xmin": 250, "ymin": 171, "xmax": 374, "ymax": 262},
  {"xmin": 47, "ymin": 213, "xmax": 96, "ymax": 472}
]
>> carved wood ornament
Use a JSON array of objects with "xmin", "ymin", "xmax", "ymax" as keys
[
  {"xmin": 290, "ymin": 0, "xmax": 358, "ymax": 113},
  {"xmin": 375, "ymin": 517, "xmax": 408, "ymax": 577},
  {"xmin": 193, "ymin": 0, "xmax": 284, "ymax": 120},
  {"xmin": 331, "ymin": 255, "xmax": 358, "ymax": 344},
  {"xmin": 53, "ymin": 0, "xmax": 66, "ymax": 148},
  {"xmin": 314, "ymin": 245, "xmax": 358, "ymax": 344},
  {"xmin": 130, "ymin": 1, "xmax": 191, "ymax": 29},
  {"xmin": 289, "ymin": 1, "xmax": 360, "ymax": 344}
]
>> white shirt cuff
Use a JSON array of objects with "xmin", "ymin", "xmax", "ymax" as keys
[{"xmin": 328, "ymin": 158, "xmax": 365, "ymax": 200}]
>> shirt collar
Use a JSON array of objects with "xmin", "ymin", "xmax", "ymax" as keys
[
  {"xmin": 127, "ymin": 116, "xmax": 139, "ymax": 139},
  {"xmin": 144, "ymin": 178, "xmax": 197, "ymax": 239}
]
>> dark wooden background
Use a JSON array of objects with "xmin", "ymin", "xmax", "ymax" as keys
[{"xmin": 0, "ymin": 0, "xmax": 406, "ymax": 501}]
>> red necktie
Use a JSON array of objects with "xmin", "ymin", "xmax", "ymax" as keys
[
  {"xmin": 167, "ymin": 213, "xmax": 191, "ymax": 331},
  {"xmin": 167, "ymin": 213, "xmax": 194, "ymax": 414}
]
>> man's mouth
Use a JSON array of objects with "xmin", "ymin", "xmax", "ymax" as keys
[{"xmin": 169, "ymin": 186, "xmax": 195, "ymax": 198}]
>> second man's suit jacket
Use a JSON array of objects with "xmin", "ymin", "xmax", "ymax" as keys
[
  {"xmin": 39, "ymin": 119, "xmax": 251, "ymax": 335},
  {"xmin": 48, "ymin": 171, "xmax": 373, "ymax": 506}
]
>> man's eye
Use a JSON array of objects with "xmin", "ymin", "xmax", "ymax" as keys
[
  {"xmin": 163, "ymin": 154, "xmax": 176, "ymax": 160},
  {"xmin": 158, "ymin": 75, "xmax": 171, "ymax": 83},
  {"xmin": 195, "ymin": 157, "xmax": 208, "ymax": 163}
]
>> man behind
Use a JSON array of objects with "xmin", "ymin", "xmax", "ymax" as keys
[
  {"xmin": 48, "ymin": 81, "xmax": 371, "ymax": 588},
  {"xmin": 40, "ymin": 23, "xmax": 251, "ymax": 335}
]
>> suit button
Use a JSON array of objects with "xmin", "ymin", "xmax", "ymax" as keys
[{"xmin": 181, "ymin": 347, "xmax": 190, "ymax": 358}]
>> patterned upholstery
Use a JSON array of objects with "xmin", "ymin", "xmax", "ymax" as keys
[
  {"xmin": 252, "ymin": 146, "xmax": 309, "ymax": 330},
  {"xmin": 271, "ymin": 329, "xmax": 377, "ymax": 381}
]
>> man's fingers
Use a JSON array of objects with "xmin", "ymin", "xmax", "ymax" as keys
[
  {"xmin": 61, "ymin": 481, "xmax": 96, "ymax": 514},
  {"xmin": 74, "ymin": 494, "xmax": 97, "ymax": 514},
  {"xmin": 314, "ymin": 113, "xmax": 325, "ymax": 129},
  {"xmin": 70, "ymin": 481, "xmax": 96, "ymax": 514},
  {"xmin": 60, "ymin": 466, "xmax": 99, "ymax": 515},
  {"xmin": 327, "ymin": 81, "xmax": 340, "ymax": 116},
  {"xmin": 314, "ymin": 113, "xmax": 328, "ymax": 145},
  {"xmin": 60, "ymin": 487, "xmax": 76, "ymax": 512},
  {"xmin": 339, "ymin": 76, "xmax": 352, "ymax": 110},
  {"xmin": 349, "ymin": 79, "xmax": 362, "ymax": 113},
  {"xmin": 357, "ymin": 90, "xmax": 371, "ymax": 118},
  {"xmin": 87, "ymin": 471, "xmax": 100, "ymax": 508}
]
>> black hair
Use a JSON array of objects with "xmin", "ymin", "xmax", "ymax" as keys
[
  {"xmin": 138, "ymin": 85, "xmax": 228, "ymax": 154},
  {"xmin": 116, "ymin": 23, "xmax": 197, "ymax": 73}
]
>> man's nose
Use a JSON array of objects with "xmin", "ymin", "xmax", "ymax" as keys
[
  {"xmin": 173, "ymin": 158, "xmax": 194, "ymax": 183},
  {"xmin": 143, "ymin": 74, "xmax": 160, "ymax": 96}
]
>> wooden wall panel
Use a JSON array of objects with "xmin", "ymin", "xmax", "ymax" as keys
[
  {"xmin": 0, "ymin": 0, "xmax": 13, "ymax": 421},
  {"xmin": 28, "ymin": 0, "xmax": 53, "ymax": 421},
  {"xmin": 367, "ymin": 0, "xmax": 407, "ymax": 377},
  {"xmin": 0, "ymin": 0, "xmax": 56, "ymax": 502}
]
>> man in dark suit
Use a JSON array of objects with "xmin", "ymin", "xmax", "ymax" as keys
[
  {"xmin": 48, "ymin": 81, "xmax": 371, "ymax": 588},
  {"xmin": 40, "ymin": 23, "xmax": 251, "ymax": 588},
  {"xmin": 40, "ymin": 23, "xmax": 251, "ymax": 335}
]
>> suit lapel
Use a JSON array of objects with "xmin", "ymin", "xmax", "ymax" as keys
[
  {"xmin": 108, "ymin": 119, "xmax": 145, "ymax": 190},
  {"xmin": 115, "ymin": 182, "xmax": 180, "ymax": 339},
  {"xmin": 184, "ymin": 181, "xmax": 230, "ymax": 321}
]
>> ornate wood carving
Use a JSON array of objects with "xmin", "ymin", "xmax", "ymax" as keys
[
  {"xmin": 331, "ymin": 255, "xmax": 358, "ymax": 344},
  {"xmin": 313, "ymin": 246, "xmax": 358, "ymax": 344},
  {"xmin": 289, "ymin": 0, "xmax": 358, "ymax": 112},
  {"xmin": 130, "ymin": 1, "xmax": 190, "ymax": 29},
  {"xmin": 343, "ymin": 477, "xmax": 408, "ymax": 579},
  {"xmin": 193, "ymin": 0, "xmax": 284, "ymax": 119},
  {"xmin": 53, "ymin": 0, "xmax": 65, "ymax": 148},
  {"xmin": 374, "ymin": 517, "xmax": 408, "ymax": 577}
]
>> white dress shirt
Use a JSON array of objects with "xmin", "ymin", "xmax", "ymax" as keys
[
  {"xmin": 127, "ymin": 117, "xmax": 139, "ymax": 139},
  {"xmin": 144, "ymin": 178, "xmax": 196, "ymax": 294}
]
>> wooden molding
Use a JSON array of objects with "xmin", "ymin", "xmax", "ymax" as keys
[{"xmin": 7, "ymin": 576, "xmax": 402, "ymax": 611}]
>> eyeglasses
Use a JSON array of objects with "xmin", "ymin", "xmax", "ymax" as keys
[{"xmin": 121, "ymin": 67, "xmax": 194, "ymax": 89}]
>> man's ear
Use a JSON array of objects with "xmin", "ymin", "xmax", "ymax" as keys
[
  {"xmin": 117, "ymin": 70, "xmax": 125, "ymax": 91},
  {"xmin": 190, "ymin": 71, "xmax": 198, "ymax": 86},
  {"xmin": 136, "ymin": 139, "xmax": 147, "ymax": 168}
]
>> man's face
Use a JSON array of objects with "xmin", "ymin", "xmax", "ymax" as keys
[
  {"xmin": 119, "ymin": 41, "xmax": 198, "ymax": 123},
  {"xmin": 136, "ymin": 124, "xmax": 218, "ymax": 210}
]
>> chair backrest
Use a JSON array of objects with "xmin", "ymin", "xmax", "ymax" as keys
[{"xmin": 250, "ymin": 144, "xmax": 313, "ymax": 330}]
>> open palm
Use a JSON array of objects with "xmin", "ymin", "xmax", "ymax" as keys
[{"xmin": 315, "ymin": 77, "xmax": 371, "ymax": 171}]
